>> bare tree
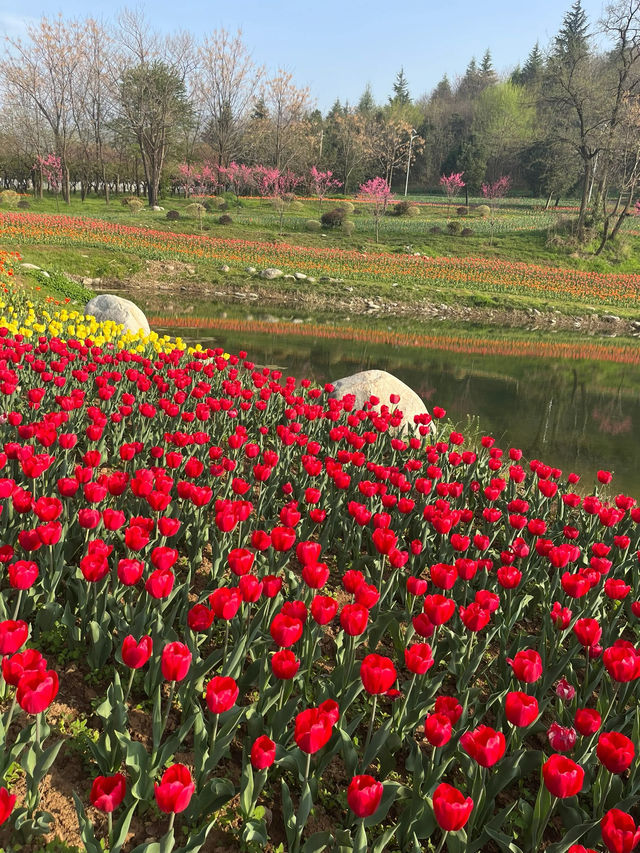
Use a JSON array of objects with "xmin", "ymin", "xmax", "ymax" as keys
[
  {"xmin": 197, "ymin": 30, "xmax": 263, "ymax": 167},
  {"xmin": 259, "ymin": 70, "xmax": 313, "ymax": 169},
  {"xmin": 2, "ymin": 15, "xmax": 84, "ymax": 203}
]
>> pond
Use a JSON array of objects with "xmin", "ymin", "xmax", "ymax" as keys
[{"xmin": 132, "ymin": 292, "xmax": 640, "ymax": 499}]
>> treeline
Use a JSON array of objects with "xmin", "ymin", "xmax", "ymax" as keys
[{"xmin": 0, "ymin": 2, "xmax": 639, "ymax": 245}]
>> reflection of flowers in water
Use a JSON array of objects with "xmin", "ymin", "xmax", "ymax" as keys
[{"xmin": 592, "ymin": 407, "xmax": 632, "ymax": 435}]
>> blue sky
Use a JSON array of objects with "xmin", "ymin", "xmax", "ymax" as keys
[{"xmin": 0, "ymin": 0, "xmax": 608, "ymax": 110}]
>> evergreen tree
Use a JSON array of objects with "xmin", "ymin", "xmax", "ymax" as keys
[
  {"xmin": 480, "ymin": 49, "xmax": 497, "ymax": 87},
  {"xmin": 520, "ymin": 42, "xmax": 544, "ymax": 86},
  {"xmin": 357, "ymin": 84, "xmax": 375, "ymax": 115},
  {"xmin": 390, "ymin": 67, "xmax": 411, "ymax": 106},
  {"xmin": 431, "ymin": 74, "xmax": 452, "ymax": 101},
  {"xmin": 554, "ymin": 1, "xmax": 590, "ymax": 59}
]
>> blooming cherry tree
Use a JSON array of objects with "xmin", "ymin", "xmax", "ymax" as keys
[
  {"xmin": 358, "ymin": 176, "xmax": 393, "ymax": 242},
  {"xmin": 481, "ymin": 175, "xmax": 511, "ymax": 244},
  {"xmin": 440, "ymin": 172, "xmax": 465, "ymax": 211},
  {"xmin": 309, "ymin": 166, "xmax": 342, "ymax": 212},
  {"xmin": 35, "ymin": 154, "xmax": 62, "ymax": 210}
]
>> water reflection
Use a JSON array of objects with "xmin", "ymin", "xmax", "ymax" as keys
[{"xmin": 152, "ymin": 319, "xmax": 640, "ymax": 497}]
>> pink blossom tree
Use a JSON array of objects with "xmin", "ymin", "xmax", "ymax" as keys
[
  {"xmin": 481, "ymin": 175, "xmax": 511, "ymax": 244},
  {"xmin": 439, "ymin": 172, "xmax": 465, "ymax": 212},
  {"xmin": 217, "ymin": 162, "xmax": 254, "ymax": 203},
  {"xmin": 35, "ymin": 154, "xmax": 62, "ymax": 211},
  {"xmin": 253, "ymin": 166, "xmax": 302, "ymax": 232},
  {"xmin": 309, "ymin": 166, "xmax": 342, "ymax": 212},
  {"xmin": 358, "ymin": 176, "xmax": 393, "ymax": 243}
]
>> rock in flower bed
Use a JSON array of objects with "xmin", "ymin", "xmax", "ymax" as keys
[{"xmin": 0, "ymin": 253, "xmax": 638, "ymax": 853}]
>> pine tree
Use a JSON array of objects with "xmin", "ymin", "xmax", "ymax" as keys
[
  {"xmin": 357, "ymin": 84, "xmax": 375, "ymax": 115},
  {"xmin": 521, "ymin": 42, "xmax": 544, "ymax": 85},
  {"xmin": 390, "ymin": 67, "xmax": 411, "ymax": 106},
  {"xmin": 554, "ymin": 1, "xmax": 590, "ymax": 59},
  {"xmin": 480, "ymin": 49, "xmax": 497, "ymax": 86},
  {"xmin": 431, "ymin": 74, "xmax": 452, "ymax": 101}
]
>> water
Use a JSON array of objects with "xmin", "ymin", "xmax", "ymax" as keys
[{"xmin": 135, "ymin": 295, "xmax": 640, "ymax": 498}]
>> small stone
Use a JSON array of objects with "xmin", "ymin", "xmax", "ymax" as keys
[
  {"xmin": 246, "ymin": 266, "xmax": 257, "ymax": 274},
  {"xmin": 220, "ymin": 265, "xmax": 230, "ymax": 273},
  {"xmin": 294, "ymin": 272, "xmax": 307, "ymax": 281},
  {"xmin": 20, "ymin": 263, "xmax": 41, "ymax": 270}
]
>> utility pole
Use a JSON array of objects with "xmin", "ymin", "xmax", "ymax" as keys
[{"xmin": 404, "ymin": 129, "xmax": 418, "ymax": 197}]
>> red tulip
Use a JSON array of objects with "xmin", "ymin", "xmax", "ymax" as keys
[
  {"xmin": 90, "ymin": 773, "xmax": 127, "ymax": 812},
  {"xmin": 227, "ymin": 548, "xmax": 254, "ymax": 576},
  {"xmin": 597, "ymin": 731, "xmax": 635, "ymax": 774},
  {"xmin": 187, "ymin": 604, "xmax": 214, "ymax": 631},
  {"xmin": 121, "ymin": 635, "xmax": 153, "ymax": 669},
  {"xmin": 423, "ymin": 594, "xmax": 455, "ymax": 626},
  {"xmin": 603, "ymin": 642, "xmax": 640, "ymax": 682},
  {"xmin": 425, "ymin": 712, "xmax": 453, "ymax": 747},
  {"xmin": 404, "ymin": 643, "xmax": 434, "ymax": 675},
  {"xmin": 270, "ymin": 613, "xmax": 303, "ymax": 647},
  {"xmin": 271, "ymin": 649, "xmax": 300, "ymax": 680},
  {"xmin": 251, "ymin": 735, "xmax": 276, "ymax": 770},
  {"xmin": 360, "ymin": 654, "xmax": 396, "ymax": 695},
  {"xmin": 432, "ymin": 782, "xmax": 473, "ymax": 831},
  {"xmin": 548, "ymin": 722, "xmax": 577, "ymax": 752},
  {"xmin": 154, "ymin": 763, "xmax": 195, "ymax": 814},
  {"xmin": 347, "ymin": 775, "xmax": 384, "ymax": 818},
  {"xmin": 8, "ymin": 560, "xmax": 38, "ymax": 590},
  {"xmin": 0, "ymin": 787, "xmax": 16, "ymax": 826},
  {"xmin": 573, "ymin": 618, "xmax": 602, "ymax": 648},
  {"xmin": 2, "ymin": 648, "xmax": 46, "ymax": 686},
  {"xmin": 161, "ymin": 642, "xmax": 191, "ymax": 682},
  {"xmin": 0, "ymin": 619, "xmax": 29, "ymax": 655},
  {"xmin": 435, "ymin": 695, "xmax": 463, "ymax": 724},
  {"xmin": 145, "ymin": 567, "xmax": 175, "ymax": 599},
  {"xmin": 294, "ymin": 707, "xmax": 333, "ymax": 754},
  {"xmin": 310, "ymin": 595, "xmax": 338, "ymax": 625},
  {"xmin": 542, "ymin": 754, "xmax": 584, "ymax": 798},
  {"xmin": 206, "ymin": 676, "xmax": 239, "ymax": 714},
  {"xmin": 339, "ymin": 603, "xmax": 369, "ymax": 636},
  {"xmin": 16, "ymin": 668, "xmax": 59, "ymax": 713},
  {"xmin": 460, "ymin": 725, "xmax": 505, "ymax": 767},
  {"xmin": 505, "ymin": 691, "xmax": 539, "ymax": 728},
  {"xmin": 507, "ymin": 649, "xmax": 542, "ymax": 683},
  {"xmin": 601, "ymin": 808, "xmax": 640, "ymax": 853},
  {"xmin": 574, "ymin": 707, "xmax": 601, "ymax": 736}
]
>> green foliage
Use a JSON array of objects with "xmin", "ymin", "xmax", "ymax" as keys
[
  {"xmin": 17, "ymin": 200, "xmax": 30, "ymax": 210},
  {"xmin": 447, "ymin": 219, "xmax": 463, "ymax": 235},
  {"xmin": 218, "ymin": 214, "xmax": 233, "ymax": 225},
  {"xmin": 34, "ymin": 270, "xmax": 95, "ymax": 304},
  {"xmin": 127, "ymin": 198, "xmax": 144, "ymax": 213},
  {"xmin": 476, "ymin": 204, "xmax": 490, "ymax": 218},
  {"xmin": 166, "ymin": 209, "xmax": 181, "ymax": 221},
  {"xmin": 305, "ymin": 220, "xmax": 322, "ymax": 232},
  {"xmin": 0, "ymin": 189, "xmax": 20, "ymax": 207},
  {"xmin": 338, "ymin": 201, "xmax": 355, "ymax": 213},
  {"xmin": 321, "ymin": 208, "xmax": 347, "ymax": 228},
  {"xmin": 341, "ymin": 220, "xmax": 355, "ymax": 236},
  {"xmin": 185, "ymin": 203, "xmax": 205, "ymax": 218}
]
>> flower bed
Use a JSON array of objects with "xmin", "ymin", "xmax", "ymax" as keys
[{"xmin": 0, "ymin": 258, "xmax": 638, "ymax": 852}]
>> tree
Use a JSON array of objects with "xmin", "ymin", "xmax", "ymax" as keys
[
  {"xmin": 309, "ymin": 166, "xmax": 342, "ymax": 211},
  {"xmin": 357, "ymin": 84, "xmax": 376, "ymax": 115},
  {"xmin": 197, "ymin": 30, "xmax": 263, "ymax": 167},
  {"xmin": 2, "ymin": 15, "xmax": 84, "ymax": 203},
  {"xmin": 390, "ymin": 68, "xmax": 411, "ymax": 106},
  {"xmin": 358, "ymin": 176, "xmax": 393, "ymax": 242},
  {"xmin": 518, "ymin": 42, "xmax": 544, "ymax": 87},
  {"xmin": 472, "ymin": 81, "xmax": 535, "ymax": 177},
  {"xmin": 479, "ymin": 49, "xmax": 498, "ymax": 88},
  {"xmin": 440, "ymin": 172, "xmax": 465, "ymax": 210},
  {"xmin": 481, "ymin": 175, "xmax": 511, "ymax": 244},
  {"xmin": 554, "ymin": 0, "xmax": 590, "ymax": 61},
  {"xmin": 118, "ymin": 61, "xmax": 191, "ymax": 207},
  {"xmin": 323, "ymin": 108, "xmax": 371, "ymax": 193},
  {"xmin": 256, "ymin": 71, "xmax": 313, "ymax": 170}
]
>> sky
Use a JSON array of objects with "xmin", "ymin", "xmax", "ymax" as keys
[{"xmin": 0, "ymin": 0, "xmax": 609, "ymax": 111}]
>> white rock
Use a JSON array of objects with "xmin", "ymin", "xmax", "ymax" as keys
[
  {"xmin": 294, "ymin": 272, "xmax": 308, "ymax": 281},
  {"xmin": 20, "ymin": 263, "xmax": 41, "ymax": 271},
  {"xmin": 260, "ymin": 268, "xmax": 284, "ymax": 280},
  {"xmin": 246, "ymin": 266, "xmax": 257, "ymax": 274},
  {"xmin": 220, "ymin": 265, "xmax": 230, "ymax": 273},
  {"xmin": 330, "ymin": 370, "xmax": 430, "ymax": 431},
  {"xmin": 84, "ymin": 294, "xmax": 150, "ymax": 336}
]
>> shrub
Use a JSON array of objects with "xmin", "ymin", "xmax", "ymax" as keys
[
  {"xmin": 0, "ymin": 190, "xmax": 20, "ymax": 207},
  {"xmin": 341, "ymin": 220, "xmax": 355, "ymax": 236},
  {"xmin": 166, "ymin": 210, "xmax": 180, "ymax": 221},
  {"xmin": 461, "ymin": 227, "xmax": 474, "ymax": 237},
  {"xmin": 17, "ymin": 200, "xmax": 30, "ymax": 210},
  {"xmin": 406, "ymin": 205, "xmax": 420, "ymax": 217},
  {"xmin": 321, "ymin": 208, "xmax": 347, "ymax": 228},
  {"xmin": 457, "ymin": 206, "xmax": 468, "ymax": 217},
  {"xmin": 185, "ymin": 203, "xmax": 206, "ymax": 218},
  {"xmin": 271, "ymin": 198, "xmax": 285, "ymax": 212},
  {"xmin": 477, "ymin": 204, "xmax": 490, "ymax": 218},
  {"xmin": 205, "ymin": 197, "xmax": 226, "ymax": 211},
  {"xmin": 121, "ymin": 196, "xmax": 138, "ymax": 207},
  {"xmin": 218, "ymin": 214, "xmax": 233, "ymax": 225},
  {"xmin": 429, "ymin": 226, "xmax": 443, "ymax": 234},
  {"xmin": 127, "ymin": 199, "xmax": 144, "ymax": 213},
  {"xmin": 305, "ymin": 220, "xmax": 322, "ymax": 232},
  {"xmin": 289, "ymin": 200, "xmax": 304, "ymax": 212},
  {"xmin": 392, "ymin": 201, "xmax": 413, "ymax": 217},
  {"xmin": 447, "ymin": 220, "xmax": 463, "ymax": 235},
  {"xmin": 338, "ymin": 201, "xmax": 355, "ymax": 214}
]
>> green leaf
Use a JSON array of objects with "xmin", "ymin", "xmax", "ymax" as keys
[
  {"xmin": 111, "ymin": 801, "xmax": 138, "ymax": 853},
  {"xmin": 297, "ymin": 782, "xmax": 313, "ymax": 833},
  {"xmin": 371, "ymin": 825, "xmax": 397, "ymax": 853},
  {"xmin": 301, "ymin": 830, "xmax": 333, "ymax": 853},
  {"xmin": 364, "ymin": 782, "xmax": 401, "ymax": 827},
  {"xmin": 544, "ymin": 819, "xmax": 600, "ymax": 853},
  {"xmin": 72, "ymin": 792, "xmax": 102, "ymax": 853}
]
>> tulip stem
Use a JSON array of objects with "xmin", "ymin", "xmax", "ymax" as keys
[
  {"xmin": 107, "ymin": 811, "xmax": 113, "ymax": 849},
  {"xmin": 12, "ymin": 589, "xmax": 23, "ymax": 620},
  {"xmin": 168, "ymin": 811, "xmax": 175, "ymax": 835},
  {"xmin": 210, "ymin": 712, "xmax": 220, "ymax": 757},
  {"xmin": 397, "ymin": 672, "xmax": 417, "ymax": 733},
  {"xmin": 361, "ymin": 695, "xmax": 378, "ymax": 771},
  {"xmin": 4, "ymin": 695, "xmax": 17, "ymax": 733},
  {"xmin": 160, "ymin": 682, "xmax": 176, "ymax": 744},
  {"xmin": 434, "ymin": 830, "xmax": 448, "ymax": 853},
  {"xmin": 124, "ymin": 668, "xmax": 136, "ymax": 705}
]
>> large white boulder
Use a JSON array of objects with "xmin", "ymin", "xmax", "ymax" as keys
[
  {"xmin": 330, "ymin": 369, "xmax": 430, "ymax": 430},
  {"xmin": 84, "ymin": 294, "xmax": 150, "ymax": 337}
]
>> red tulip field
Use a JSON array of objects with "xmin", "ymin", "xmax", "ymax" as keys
[{"xmin": 0, "ymin": 256, "xmax": 638, "ymax": 853}]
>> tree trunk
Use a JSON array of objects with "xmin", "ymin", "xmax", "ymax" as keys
[
  {"xmin": 544, "ymin": 192, "xmax": 552, "ymax": 211},
  {"xmin": 608, "ymin": 194, "xmax": 632, "ymax": 242},
  {"xmin": 576, "ymin": 160, "xmax": 591, "ymax": 242}
]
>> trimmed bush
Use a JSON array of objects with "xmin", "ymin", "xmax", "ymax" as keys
[
  {"xmin": 321, "ymin": 208, "xmax": 347, "ymax": 228},
  {"xmin": 185, "ymin": 202, "xmax": 206, "ymax": 218},
  {"xmin": 338, "ymin": 201, "xmax": 355, "ymax": 214},
  {"xmin": 271, "ymin": 198, "xmax": 285, "ymax": 212},
  {"xmin": 0, "ymin": 190, "xmax": 20, "ymax": 207},
  {"xmin": 429, "ymin": 226, "xmax": 443, "ymax": 234},
  {"xmin": 289, "ymin": 200, "xmax": 304, "ymax": 212},
  {"xmin": 166, "ymin": 210, "xmax": 180, "ymax": 221},
  {"xmin": 17, "ymin": 200, "xmax": 30, "ymax": 210},
  {"xmin": 456, "ymin": 206, "xmax": 468, "ymax": 217},
  {"xmin": 477, "ymin": 204, "xmax": 490, "ymax": 218},
  {"xmin": 218, "ymin": 214, "xmax": 233, "ymax": 225},
  {"xmin": 126, "ymin": 198, "xmax": 144, "ymax": 213},
  {"xmin": 121, "ymin": 196, "xmax": 138, "ymax": 207},
  {"xmin": 205, "ymin": 197, "xmax": 226, "ymax": 211},
  {"xmin": 341, "ymin": 220, "xmax": 355, "ymax": 236},
  {"xmin": 392, "ymin": 201, "xmax": 413, "ymax": 217},
  {"xmin": 447, "ymin": 220, "xmax": 463, "ymax": 235},
  {"xmin": 461, "ymin": 227, "xmax": 474, "ymax": 237},
  {"xmin": 305, "ymin": 219, "xmax": 322, "ymax": 232},
  {"xmin": 406, "ymin": 205, "xmax": 420, "ymax": 217}
]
